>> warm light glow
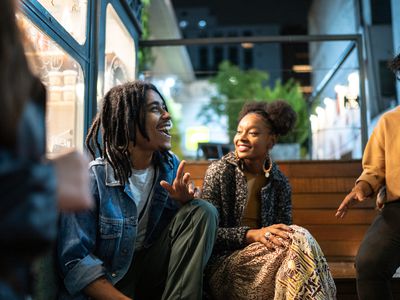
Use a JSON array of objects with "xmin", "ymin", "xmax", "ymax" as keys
[
  {"xmin": 309, "ymin": 114, "xmax": 318, "ymax": 131},
  {"xmin": 165, "ymin": 77, "xmax": 176, "ymax": 89},
  {"xmin": 334, "ymin": 84, "xmax": 347, "ymax": 94},
  {"xmin": 241, "ymin": 42, "xmax": 254, "ymax": 49},
  {"xmin": 315, "ymin": 106, "xmax": 325, "ymax": 116},
  {"xmin": 292, "ymin": 65, "xmax": 312, "ymax": 73},
  {"xmin": 347, "ymin": 72, "xmax": 360, "ymax": 95},
  {"xmin": 185, "ymin": 127, "xmax": 209, "ymax": 151},
  {"xmin": 323, "ymin": 97, "xmax": 333, "ymax": 106},
  {"xmin": 300, "ymin": 86, "xmax": 313, "ymax": 93}
]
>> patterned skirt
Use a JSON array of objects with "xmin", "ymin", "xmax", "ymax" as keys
[{"xmin": 209, "ymin": 225, "xmax": 336, "ymax": 300}]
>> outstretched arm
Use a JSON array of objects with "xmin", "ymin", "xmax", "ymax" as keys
[{"xmin": 335, "ymin": 180, "xmax": 373, "ymax": 218}]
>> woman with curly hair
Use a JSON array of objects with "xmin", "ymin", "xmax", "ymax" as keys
[{"xmin": 202, "ymin": 100, "xmax": 336, "ymax": 300}]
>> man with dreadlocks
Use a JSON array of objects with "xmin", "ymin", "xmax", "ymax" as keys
[
  {"xmin": 336, "ymin": 53, "xmax": 400, "ymax": 300},
  {"xmin": 57, "ymin": 81, "xmax": 218, "ymax": 300}
]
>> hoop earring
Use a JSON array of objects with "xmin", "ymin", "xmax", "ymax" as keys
[{"xmin": 263, "ymin": 154, "xmax": 272, "ymax": 178}]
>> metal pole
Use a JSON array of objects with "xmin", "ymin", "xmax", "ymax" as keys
[
  {"xmin": 308, "ymin": 42, "xmax": 356, "ymax": 103},
  {"xmin": 356, "ymin": 35, "xmax": 369, "ymax": 152},
  {"xmin": 140, "ymin": 34, "xmax": 360, "ymax": 47}
]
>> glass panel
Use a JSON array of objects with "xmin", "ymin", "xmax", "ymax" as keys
[
  {"xmin": 19, "ymin": 15, "xmax": 85, "ymax": 154},
  {"xmin": 139, "ymin": 41, "xmax": 365, "ymax": 161},
  {"xmin": 308, "ymin": 41, "xmax": 362, "ymax": 160},
  {"xmin": 37, "ymin": 0, "xmax": 88, "ymax": 44},
  {"xmin": 103, "ymin": 4, "xmax": 135, "ymax": 95}
]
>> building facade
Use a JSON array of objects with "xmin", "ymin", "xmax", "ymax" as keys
[
  {"xmin": 308, "ymin": 0, "xmax": 399, "ymax": 159},
  {"xmin": 20, "ymin": 0, "xmax": 142, "ymax": 154}
]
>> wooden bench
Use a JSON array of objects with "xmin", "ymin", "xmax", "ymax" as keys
[{"xmin": 186, "ymin": 159, "xmax": 392, "ymax": 299}]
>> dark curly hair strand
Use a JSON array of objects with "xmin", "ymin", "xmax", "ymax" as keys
[{"xmin": 238, "ymin": 100, "xmax": 297, "ymax": 136}]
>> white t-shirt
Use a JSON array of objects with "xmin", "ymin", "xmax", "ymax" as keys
[{"xmin": 128, "ymin": 166, "xmax": 156, "ymax": 250}]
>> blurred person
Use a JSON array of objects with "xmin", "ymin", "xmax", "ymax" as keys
[
  {"xmin": 0, "ymin": 0, "xmax": 92, "ymax": 299},
  {"xmin": 57, "ymin": 81, "xmax": 218, "ymax": 300},
  {"xmin": 202, "ymin": 101, "xmax": 336, "ymax": 300},
  {"xmin": 336, "ymin": 53, "xmax": 400, "ymax": 300}
]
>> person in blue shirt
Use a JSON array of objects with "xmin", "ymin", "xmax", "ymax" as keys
[
  {"xmin": 0, "ymin": 1, "xmax": 92, "ymax": 299},
  {"xmin": 57, "ymin": 80, "xmax": 218, "ymax": 300}
]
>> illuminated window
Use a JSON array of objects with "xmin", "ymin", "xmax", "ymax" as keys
[
  {"xmin": 37, "ymin": 0, "xmax": 88, "ymax": 44},
  {"xmin": 103, "ymin": 4, "xmax": 136, "ymax": 95},
  {"xmin": 20, "ymin": 15, "xmax": 85, "ymax": 154}
]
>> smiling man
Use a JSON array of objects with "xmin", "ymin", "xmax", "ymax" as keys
[{"xmin": 57, "ymin": 81, "xmax": 218, "ymax": 300}]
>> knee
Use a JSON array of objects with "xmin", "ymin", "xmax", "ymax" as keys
[
  {"xmin": 189, "ymin": 199, "xmax": 219, "ymax": 227},
  {"xmin": 355, "ymin": 248, "xmax": 386, "ymax": 278}
]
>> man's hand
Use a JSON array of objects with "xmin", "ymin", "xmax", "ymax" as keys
[
  {"xmin": 52, "ymin": 151, "xmax": 93, "ymax": 212},
  {"xmin": 84, "ymin": 277, "xmax": 132, "ymax": 300},
  {"xmin": 335, "ymin": 180, "xmax": 373, "ymax": 218},
  {"xmin": 160, "ymin": 160, "xmax": 200, "ymax": 205}
]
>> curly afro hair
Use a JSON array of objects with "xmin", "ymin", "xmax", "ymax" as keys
[{"xmin": 238, "ymin": 100, "xmax": 297, "ymax": 136}]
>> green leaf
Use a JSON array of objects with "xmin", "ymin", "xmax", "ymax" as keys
[{"xmin": 198, "ymin": 61, "xmax": 310, "ymax": 155}]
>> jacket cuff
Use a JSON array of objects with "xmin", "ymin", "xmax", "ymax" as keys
[
  {"xmin": 239, "ymin": 226, "xmax": 251, "ymax": 247},
  {"xmin": 64, "ymin": 254, "xmax": 106, "ymax": 296}
]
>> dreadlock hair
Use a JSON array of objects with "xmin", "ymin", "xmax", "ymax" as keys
[
  {"xmin": 238, "ymin": 100, "xmax": 297, "ymax": 136},
  {"xmin": 85, "ymin": 80, "xmax": 168, "ymax": 184}
]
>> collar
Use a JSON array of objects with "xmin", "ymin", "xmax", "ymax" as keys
[{"xmin": 103, "ymin": 150, "xmax": 174, "ymax": 187}]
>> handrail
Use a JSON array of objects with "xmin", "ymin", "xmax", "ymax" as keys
[
  {"xmin": 139, "ymin": 33, "xmax": 368, "ymax": 154},
  {"xmin": 308, "ymin": 42, "xmax": 356, "ymax": 104},
  {"xmin": 140, "ymin": 34, "xmax": 361, "ymax": 47}
]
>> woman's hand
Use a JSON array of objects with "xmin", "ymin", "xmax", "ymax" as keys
[
  {"xmin": 246, "ymin": 224, "xmax": 293, "ymax": 250},
  {"xmin": 160, "ymin": 160, "xmax": 201, "ymax": 205}
]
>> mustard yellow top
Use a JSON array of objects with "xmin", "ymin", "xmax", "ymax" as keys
[
  {"xmin": 242, "ymin": 171, "xmax": 268, "ymax": 228},
  {"xmin": 357, "ymin": 106, "xmax": 400, "ymax": 202}
]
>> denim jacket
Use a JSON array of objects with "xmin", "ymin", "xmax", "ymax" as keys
[
  {"xmin": 57, "ymin": 151, "xmax": 180, "ymax": 298},
  {"xmin": 0, "ymin": 98, "xmax": 57, "ymax": 299}
]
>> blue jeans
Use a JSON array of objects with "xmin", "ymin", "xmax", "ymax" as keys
[{"xmin": 356, "ymin": 201, "xmax": 400, "ymax": 300}]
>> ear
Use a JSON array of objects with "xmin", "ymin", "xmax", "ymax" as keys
[{"xmin": 268, "ymin": 135, "xmax": 277, "ymax": 149}]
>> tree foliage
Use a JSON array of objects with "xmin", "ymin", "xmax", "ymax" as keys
[
  {"xmin": 198, "ymin": 61, "xmax": 309, "ymax": 148},
  {"xmin": 138, "ymin": 0, "xmax": 154, "ymax": 71}
]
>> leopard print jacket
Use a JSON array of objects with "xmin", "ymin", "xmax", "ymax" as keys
[{"xmin": 202, "ymin": 152, "xmax": 292, "ymax": 263}]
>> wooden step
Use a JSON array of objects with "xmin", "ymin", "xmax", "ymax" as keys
[
  {"xmin": 292, "ymin": 194, "xmax": 374, "ymax": 209},
  {"xmin": 305, "ymin": 224, "xmax": 370, "ymax": 241},
  {"xmin": 290, "ymin": 177, "xmax": 356, "ymax": 193},
  {"xmin": 293, "ymin": 209, "xmax": 377, "ymax": 225},
  {"xmin": 278, "ymin": 160, "xmax": 362, "ymax": 178}
]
